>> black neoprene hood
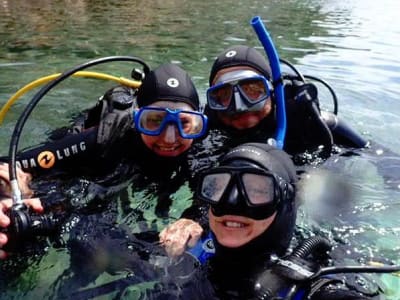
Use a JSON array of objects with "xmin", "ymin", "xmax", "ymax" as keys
[
  {"xmin": 209, "ymin": 45, "xmax": 272, "ymax": 85},
  {"xmin": 137, "ymin": 63, "xmax": 200, "ymax": 110},
  {"xmin": 211, "ymin": 143, "xmax": 298, "ymax": 257},
  {"xmin": 221, "ymin": 143, "xmax": 297, "ymax": 184}
]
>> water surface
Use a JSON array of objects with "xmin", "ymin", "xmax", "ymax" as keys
[{"xmin": 1, "ymin": 0, "xmax": 400, "ymax": 298}]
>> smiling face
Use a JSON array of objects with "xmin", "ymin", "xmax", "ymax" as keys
[
  {"xmin": 209, "ymin": 208, "xmax": 277, "ymax": 248},
  {"xmin": 139, "ymin": 101, "xmax": 195, "ymax": 157},
  {"xmin": 212, "ymin": 66, "xmax": 273, "ymax": 130}
]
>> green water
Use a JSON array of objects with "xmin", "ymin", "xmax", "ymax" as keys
[{"xmin": 1, "ymin": 0, "xmax": 400, "ymax": 298}]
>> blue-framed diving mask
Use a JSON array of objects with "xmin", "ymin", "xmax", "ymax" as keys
[
  {"xmin": 206, "ymin": 70, "xmax": 273, "ymax": 113},
  {"xmin": 196, "ymin": 164, "xmax": 293, "ymax": 220},
  {"xmin": 134, "ymin": 107, "xmax": 208, "ymax": 139}
]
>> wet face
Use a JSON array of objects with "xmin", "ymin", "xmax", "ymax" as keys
[
  {"xmin": 140, "ymin": 101, "xmax": 194, "ymax": 157},
  {"xmin": 209, "ymin": 208, "xmax": 276, "ymax": 248},
  {"xmin": 212, "ymin": 66, "xmax": 273, "ymax": 130}
]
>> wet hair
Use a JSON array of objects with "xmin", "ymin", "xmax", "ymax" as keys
[
  {"xmin": 213, "ymin": 143, "xmax": 298, "ymax": 258},
  {"xmin": 137, "ymin": 63, "xmax": 200, "ymax": 110},
  {"xmin": 209, "ymin": 45, "xmax": 272, "ymax": 85}
]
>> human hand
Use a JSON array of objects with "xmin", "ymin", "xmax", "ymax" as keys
[
  {"xmin": 0, "ymin": 198, "xmax": 43, "ymax": 259},
  {"xmin": 159, "ymin": 218, "xmax": 203, "ymax": 258},
  {"xmin": 0, "ymin": 162, "xmax": 33, "ymax": 198}
]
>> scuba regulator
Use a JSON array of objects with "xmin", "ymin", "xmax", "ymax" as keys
[
  {"xmin": 254, "ymin": 236, "xmax": 400, "ymax": 300},
  {"xmin": 254, "ymin": 236, "xmax": 331, "ymax": 300},
  {"xmin": 0, "ymin": 208, "xmax": 61, "ymax": 250}
]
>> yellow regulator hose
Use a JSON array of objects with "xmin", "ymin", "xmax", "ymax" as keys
[{"xmin": 0, "ymin": 71, "xmax": 141, "ymax": 124}]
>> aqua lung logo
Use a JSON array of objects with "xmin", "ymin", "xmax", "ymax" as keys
[
  {"xmin": 17, "ymin": 142, "xmax": 87, "ymax": 169},
  {"xmin": 225, "ymin": 50, "xmax": 237, "ymax": 58},
  {"xmin": 38, "ymin": 151, "xmax": 55, "ymax": 169},
  {"xmin": 166, "ymin": 77, "xmax": 179, "ymax": 88}
]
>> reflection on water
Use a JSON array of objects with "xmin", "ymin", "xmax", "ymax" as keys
[{"xmin": 1, "ymin": 0, "xmax": 400, "ymax": 298}]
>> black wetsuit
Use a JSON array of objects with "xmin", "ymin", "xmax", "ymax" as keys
[
  {"xmin": 4, "ymin": 85, "xmax": 206, "ymax": 212},
  {"xmin": 83, "ymin": 232, "xmax": 382, "ymax": 300},
  {"xmin": 155, "ymin": 232, "xmax": 383, "ymax": 300},
  {"xmin": 0, "ymin": 86, "xmax": 207, "ymax": 293}
]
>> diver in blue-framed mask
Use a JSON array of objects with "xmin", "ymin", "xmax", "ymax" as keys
[
  {"xmin": 206, "ymin": 69, "xmax": 273, "ymax": 114},
  {"xmin": 204, "ymin": 45, "xmax": 368, "ymax": 157},
  {"xmin": 133, "ymin": 63, "xmax": 207, "ymax": 158},
  {"xmin": 0, "ymin": 62, "xmax": 210, "ymax": 271}
]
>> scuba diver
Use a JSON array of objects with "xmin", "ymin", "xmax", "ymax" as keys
[
  {"xmin": 203, "ymin": 44, "xmax": 368, "ymax": 159},
  {"xmin": 73, "ymin": 143, "xmax": 389, "ymax": 299},
  {"xmin": 0, "ymin": 63, "xmax": 208, "ymax": 264},
  {"xmin": 185, "ymin": 143, "xmax": 384, "ymax": 299}
]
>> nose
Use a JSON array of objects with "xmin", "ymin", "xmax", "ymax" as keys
[{"xmin": 161, "ymin": 124, "xmax": 178, "ymax": 143}]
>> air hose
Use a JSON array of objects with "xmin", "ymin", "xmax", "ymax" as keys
[
  {"xmin": 0, "ymin": 71, "xmax": 142, "ymax": 124},
  {"xmin": 8, "ymin": 56, "xmax": 150, "ymax": 208},
  {"xmin": 255, "ymin": 236, "xmax": 400, "ymax": 300},
  {"xmin": 290, "ymin": 236, "xmax": 331, "ymax": 259}
]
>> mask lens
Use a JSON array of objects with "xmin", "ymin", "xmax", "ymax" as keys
[
  {"xmin": 241, "ymin": 173, "xmax": 275, "ymax": 205},
  {"xmin": 179, "ymin": 112, "xmax": 205, "ymax": 136},
  {"xmin": 207, "ymin": 75, "xmax": 270, "ymax": 111},
  {"xmin": 238, "ymin": 78, "xmax": 269, "ymax": 102},
  {"xmin": 136, "ymin": 107, "xmax": 207, "ymax": 138},
  {"xmin": 200, "ymin": 173, "xmax": 231, "ymax": 203},
  {"xmin": 139, "ymin": 109, "xmax": 166, "ymax": 133},
  {"xmin": 207, "ymin": 83, "xmax": 233, "ymax": 109}
]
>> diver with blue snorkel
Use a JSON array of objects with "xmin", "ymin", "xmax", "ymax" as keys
[{"xmin": 203, "ymin": 18, "xmax": 367, "ymax": 159}]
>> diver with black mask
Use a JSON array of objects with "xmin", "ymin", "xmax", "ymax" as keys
[
  {"xmin": 69, "ymin": 143, "xmax": 394, "ymax": 299},
  {"xmin": 189, "ymin": 143, "xmax": 383, "ymax": 299}
]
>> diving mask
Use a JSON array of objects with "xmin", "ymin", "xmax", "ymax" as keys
[
  {"xmin": 134, "ymin": 107, "xmax": 208, "ymax": 139},
  {"xmin": 196, "ymin": 164, "xmax": 293, "ymax": 220},
  {"xmin": 207, "ymin": 70, "xmax": 272, "ymax": 113}
]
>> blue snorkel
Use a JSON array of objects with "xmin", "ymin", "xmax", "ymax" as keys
[{"xmin": 251, "ymin": 16, "xmax": 286, "ymax": 149}]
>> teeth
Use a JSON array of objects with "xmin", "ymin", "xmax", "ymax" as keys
[
  {"xmin": 159, "ymin": 146, "xmax": 177, "ymax": 151},
  {"xmin": 224, "ymin": 221, "xmax": 244, "ymax": 228}
]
